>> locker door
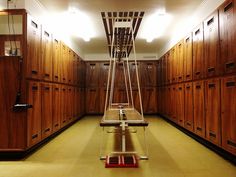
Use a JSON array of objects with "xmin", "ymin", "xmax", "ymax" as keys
[
  {"xmin": 205, "ymin": 79, "xmax": 221, "ymax": 145},
  {"xmin": 76, "ymin": 88, "xmax": 80, "ymax": 117},
  {"xmin": 26, "ymin": 16, "xmax": 41, "ymax": 79},
  {"xmin": 221, "ymin": 76, "xmax": 236, "ymax": 155},
  {"xmin": 219, "ymin": 0, "xmax": 236, "ymax": 74},
  {"xmin": 52, "ymin": 37, "xmax": 60, "ymax": 82},
  {"xmin": 86, "ymin": 62, "xmax": 99, "ymax": 87},
  {"xmin": 100, "ymin": 62, "xmax": 110, "ymax": 87},
  {"xmin": 193, "ymin": 81, "xmax": 205, "ymax": 138},
  {"xmin": 129, "ymin": 62, "xmax": 140, "ymax": 88},
  {"xmin": 171, "ymin": 85, "xmax": 177, "ymax": 122},
  {"xmin": 115, "ymin": 62, "xmax": 126, "ymax": 88},
  {"xmin": 193, "ymin": 23, "xmax": 204, "ymax": 80},
  {"xmin": 68, "ymin": 50, "xmax": 73, "ymax": 84},
  {"xmin": 67, "ymin": 87, "xmax": 73, "ymax": 122},
  {"xmin": 27, "ymin": 81, "xmax": 41, "ymax": 147},
  {"xmin": 177, "ymin": 40, "xmax": 184, "ymax": 82},
  {"xmin": 157, "ymin": 59, "xmax": 161, "ymax": 86},
  {"xmin": 41, "ymin": 83, "xmax": 53, "ymax": 139},
  {"xmin": 167, "ymin": 86, "xmax": 172, "ymax": 118},
  {"xmin": 171, "ymin": 47, "xmax": 176, "ymax": 83},
  {"xmin": 86, "ymin": 88, "xmax": 99, "ymax": 114},
  {"xmin": 204, "ymin": 10, "xmax": 220, "ymax": 77},
  {"xmin": 113, "ymin": 88, "xmax": 128, "ymax": 104},
  {"xmin": 52, "ymin": 84, "xmax": 61, "ymax": 133},
  {"xmin": 61, "ymin": 87, "xmax": 67, "ymax": 127},
  {"xmin": 72, "ymin": 87, "xmax": 77, "ymax": 120},
  {"xmin": 60, "ymin": 43, "xmax": 68, "ymax": 83},
  {"xmin": 80, "ymin": 88, "xmax": 86, "ymax": 116},
  {"xmin": 142, "ymin": 87, "xmax": 157, "ymax": 114},
  {"xmin": 177, "ymin": 84, "xmax": 184, "ymax": 127},
  {"xmin": 184, "ymin": 82, "xmax": 194, "ymax": 131},
  {"xmin": 163, "ymin": 55, "xmax": 168, "ymax": 85},
  {"xmin": 166, "ymin": 52, "xmax": 171, "ymax": 84},
  {"xmin": 141, "ymin": 62, "xmax": 157, "ymax": 87},
  {"xmin": 184, "ymin": 34, "xmax": 193, "ymax": 81},
  {"xmin": 41, "ymin": 28, "xmax": 53, "ymax": 81},
  {"xmin": 73, "ymin": 53, "xmax": 78, "ymax": 85}
]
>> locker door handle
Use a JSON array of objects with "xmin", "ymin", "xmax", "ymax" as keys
[
  {"xmin": 63, "ymin": 120, "xmax": 66, "ymax": 123},
  {"xmin": 195, "ymin": 29, "xmax": 200, "ymax": 35},
  {"xmin": 44, "ymin": 128, "xmax": 50, "ymax": 133},
  {"xmin": 44, "ymin": 31, "xmax": 50, "ymax": 37},
  {"xmin": 207, "ymin": 17, "xmax": 214, "ymax": 26},
  {"xmin": 179, "ymin": 87, "xmax": 182, "ymax": 90},
  {"xmin": 226, "ymin": 62, "xmax": 235, "ymax": 69},
  {"xmin": 179, "ymin": 76, "xmax": 182, "ymax": 79},
  {"xmin": 31, "ymin": 20, "xmax": 38, "ymax": 28},
  {"xmin": 197, "ymin": 127, "xmax": 202, "ymax": 131},
  {"xmin": 209, "ymin": 132, "xmax": 216, "ymax": 138},
  {"xmin": 187, "ymin": 122, "xmax": 191, "ymax": 126},
  {"xmin": 44, "ymin": 87, "xmax": 50, "ymax": 90},
  {"xmin": 186, "ymin": 86, "xmax": 191, "ymax": 89},
  {"xmin": 196, "ymin": 85, "xmax": 201, "ymax": 89},
  {"xmin": 186, "ymin": 74, "xmax": 190, "ymax": 78},
  {"xmin": 63, "ymin": 78, "xmax": 66, "ymax": 81},
  {"xmin": 195, "ymin": 71, "xmax": 200, "ymax": 75},
  {"xmin": 55, "ymin": 76, "xmax": 59, "ymax": 78},
  {"xmin": 55, "ymin": 88, "xmax": 59, "ymax": 91},
  {"xmin": 208, "ymin": 67, "xmax": 215, "ymax": 73},
  {"xmin": 226, "ymin": 81, "xmax": 236, "ymax": 87},
  {"xmin": 32, "ymin": 134, "xmax": 38, "ymax": 139},
  {"xmin": 179, "ymin": 120, "xmax": 183, "ymax": 122},
  {"xmin": 31, "ymin": 70, "xmax": 38, "ymax": 75},
  {"xmin": 208, "ymin": 83, "xmax": 215, "ymax": 88},
  {"xmin": 227, "ymin": 140, "xmax": 236, "ymax": 148},
  {"xmin": 224, "ymin": 2, "xmax": 233, "ymax": 12},
  {"xmin": 32, "ymin": 86, "xmax": 38, "ymax": 90},
  {"xmin": 44, "ymin": 73, "xmax": 50, "ymax": 77}
]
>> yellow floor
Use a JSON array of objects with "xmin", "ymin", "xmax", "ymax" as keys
[{"xmin": 0, "ymin": 116, "xmax": 235, "ymax": 177}]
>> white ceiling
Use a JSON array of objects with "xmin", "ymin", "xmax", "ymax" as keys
[{"xmin": 38, "ymin": 0, "xmax": 204, "ymax": 56}]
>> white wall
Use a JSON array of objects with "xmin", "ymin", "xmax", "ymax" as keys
[{"xmin": 157, "ymin": 0, "xmax": 225, "ymax": 58}]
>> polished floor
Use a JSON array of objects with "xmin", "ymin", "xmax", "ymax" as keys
[{"xmin": 0, "ymin": 116, "xmax": 235, "ymax": 177}]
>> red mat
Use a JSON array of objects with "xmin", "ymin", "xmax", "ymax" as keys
[{"xmin": 105, "ymin": 155, "xmax": 138, "ymax": 168}]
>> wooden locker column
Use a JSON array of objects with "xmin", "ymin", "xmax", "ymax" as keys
[
  {"xmin": 219, "ymin": 0, "xmax": 236, "ymax": 74},
  {"xmin": 115, "ymin": 62, "xmax": 126, "ymax": 88},
  {"xmin": 184, "ymin": 34, "xmax": 193, "ymax": 81},
  {"xmin": 177, "ymin": 40, "xmax": 184, "ymax": 82},
  {"xmin": 67, "ymin": 87, "xmax": 73, "ymax": 123},
  {"xmin": 193, "ymin": 81, "xmax": 205, "ymax": 138},
  {"xmin": 86, "ymin": 62, "xmax": 99, "ymax": 87},
  {"xmin": 204, "ymin": 10, "xmax": 220, "ymax": 77},
  {"xmin": 221, "ymin": 76, "xmax": 236, "ymax": 155},
  {"xmin": 61, "ymin": 86, "xmax": 67, "ymax": 127},
  {"xmin": 157, "ymin": 59, "xmax": 161, "ymax": 86},
  {"xmin": 26, "ymin": 16, "xmax": 41, "ymax": 79},
  {"xmin": 167, "ymin": 86, "xmax": 172, "ymax": 118},
  {"xmin": 163, "ymin": 55, "xmax": 168, "ymax": 85},
  {"xmin": 141, "ymin": 62, "xmax": 157, "ymax": 87},
  {"xmin": 171, "ymin": 47, "xmax": 176, "ymax": 83},
  {"xmin": 176, "ymin": 84, "xmax": 184, "ymax": 127},
  {"xmin": 100, "ymin": 62, "xmax": 110, "ymax": 87},
  {"xmin": 68, "ymin": 50, "xmax": 73, "ymax": 84},
  {"xmin": 41, "ymin": 83, "xmax": 53, "ymax": 139},
  {"xmin": 184, "ymin": 82, "xmax": 194, "ymax": 131},
  {"xmin": 171, "ymin": 85, "xmax": 177, "ymax": 122},
  {"xmin": 142, "ymin": 87, "xmax": 157, "ymax": 114},
  {"xmin": 60, "ymin": 43, "xmax": 68, "ymax": 83},
  {"xmin": 166, "ymin": 52, "xmax": 171, "ymax": 84},
  {"xmin": 27, "ymin": 81, "xmax": 41, "ymax": 147},
  {"xmin": 52, "ymin": 37, "xmax": 61, "ymax": 82},
  {"xmin": 86, "ymin": 88, "xmax": 99, "ymax": 114},
  {"xmin": 52, "ymin": 84, "xmax": 61, "ymax": 133},
  {"xmin": 205, "ymin": 79, "xmax": 221, "ymax": 145},
  {"xmin": 193, "ymin": 24, "xmax": 205, "ymax": 80},
  {"xmin": 129, "ymin": 62, "xmax": 140, "ymax": 88},
  {"xmin": 41, "ymin": 28, "xmax": 53, "ymax": 81}
]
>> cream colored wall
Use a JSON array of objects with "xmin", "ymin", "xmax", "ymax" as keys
[{"xmin": 157, "ymin": 0, "xmax": 225, "ymax": 58}]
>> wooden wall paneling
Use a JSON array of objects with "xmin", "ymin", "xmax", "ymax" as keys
[
  {"xmin": 193, "ymin": 81, "xmax": 205, "ymax": 138},
  {"xmin": 177, "ymin": 84, "xmax": 185, "ymax": 126},
  {"xmin": 184, "ymin": 34, "xmax": 193, "ymax": 81},
  {"xmin": 100, "ymin": 62, "xmax": 110, "ymax": 87},
  {"xmin": 61, "ymin": 86, "xmax": 67, "ymax": 127},
  {"xmin": 26, "ymin": 15, "xmax": 41, "ymax": 79},
  {"xmin": 141, "ymin": 62, "xmax": 157, "ymax": 87},
  {"xmin": 193, "ymin": 23, "xmax": 205, "ymax": 80},
  {"xmin": 86, "ymin": 88, "xmax": 99, "ymax": 114},
  {"xmin": 52, "ymin": 37, "xmax": 61, "ymax": 82},
  {"xmin": 27, "ymin": 81, "xmax": 41, "ymax": 147},
  {"xmin": 60, "ymin": 43, "xmax": 68, "ymax": 83},
  {"xmin": 52, "ymin": 84, "xmax": 61, "ymax": 133},
  {"xmin": 41, "ymin": 27, "xmax": 53, "ymax": 81},
  {"xmin": 204, "ymin": 10, "xmax": 220, "ymax": 77},
  {"xmin": 177, "ymin": 40, "xmax": 184, "ymax": 82},
  {"xmin": 221, "ymin": 76, "xmax": 236, "ymax": 155},
  {"xmin": 184, "ymin": 82, "xmax": 194, "ymax": 131},
  {"xmin": 86, "ymin": 62, "xmax": 99, "ymax": 87},
  {"xmin": 142, "ymin": 87, "xmax": 157, "ymax": 114},
  {"xmin": 219, "ymin": 0, "xmax": 236, "ymax": 74},
  {"xmin": 205, "ymin": 78, "xmax": 221, "ymax": 145},
  {"xmin": 41, "ymin": 82, "xmax": 53, "ymax": 139}
]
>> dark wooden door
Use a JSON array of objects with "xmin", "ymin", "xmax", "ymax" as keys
[
  {"xmin": 100, "ymin": 62, "xmax": 110, "ymax": 87},
  {"xmin": 184, "ymin": 82, "xmax": 194, "ymax": 131},
  {"xmin": 60, "ymin": 43, "xmax": 68, "ymax": 83},
  {"xmin": 142, "ymin": 87, "xmax": 157, "ymax": 114},
  {"xmin": 193, "ymin": 81, "xmax": 205, "ymax": 138},
  {"xmin": 61, "ymin": 86, "xmax": 67, "ymax": 127},
  {"xmin": 177, "ymin": 84, "xmax": 185, "ymax": 127},
  {"xmin": 219, "ymin": 0, "xmax": 236, "ymax": 74},
  {"xmin": 129, "ymin": 62, "xmax": 140, "ymax": 88},
  {"xmin": 86, "ymin": 62, "xmax": 99, "ymax": 87},
  {"xmin": 41, "ymin": 28, "xmax": 53, "ymax": 81},
  {"xmin": 141, "ymin": 62, "xmax": 157, "ymax": 87},
  {"xmin": 205, "ymin": 79, "xmax": 221, "ymax": 145},
  {"xmin": 204, "ymin": 10, "xmax": 220, "ymax": 77},
  {"xmin": 26, "ymin": 16, "xmax": 41, "ymax": 79},
  {"xmin": 27, "ymin": 81, "xmax": 41, "ymax": 147},
  {"xmin": 52, "ymin": 37, "xmax": 61, "ymax": 82},
  {"xmin": 177, "ymin": 40, "xmax": 184, "ymax": 82},
  {"xmin": 193, "ymin": 23, "xmax": 205, "ymax": 80},
  {"xmin": 52, "ymin": 84, "xmax": 61, "ymax": 133},
  {"xmin": 221, "ymin": 76, "xmax": 236, "ymax": 155},
  {"xmin": 86, "ymin": 88, "xmax": 99, "ymax": 114},
  {"xmin": 184, "ymin": 34, "xmax": 193, "ymax": 81},
  {"xmin": 41, "ymin": 83, "xmax": 53, "ymax": 139}
]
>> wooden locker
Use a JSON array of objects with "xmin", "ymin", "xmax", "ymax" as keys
[
  {"xmin": 184, "ymin": 34, "xmax": 193, "ymax": 81},
  {"xmin": 41, "ymin": 83, "xmax": 53, "ymax": 139},
  {"xmin": 157, "ymin": 59, "xmax": 161, "ymax": 86},
  {"xmin": 61, "ymin": 86, "xmax": 67, "ymax": 127},
  {"xmin": 80, "ymin": 88, "xmax": 86, "ymax": 116},
  {"xmin": 142, "ymin": 87, "xmax": 157, "ymax": 114},
  {"xmin": 99, "ymin": 88, "xmax": 110, "ymax": 113},
  {"xmin": 221, "ymin": 76, "xmax": 236, "ymax": 155},
  {"xmin": 219, "ymin": 0, "xmax": 236, "ymax": 74},
  {"xmin": 26, "ymin": 16, "xmax": 41, "ymax": 79},
  {"xmin": 86, "ymin": 62, "xmax": 99, "ymax": 87},
  {"xmin": 177, "ymin": 40, "xmax": 184, "ymax": 82},
  {"xmin": 52, "ymin": 84, "xmax": 61, "ymax": 133},
  {"xmin": 132, "ymin": 88, "xmax": 141, "ymax": 112},
  {"xmin": 176, "ymin": 84, "xmax": 184, "ymax": 127},
  {"xmin": 73, "ymin": 53, "xmax": 78, "ymax": 85},
  {"xmin": 67, "ymin": 87, "xmax": 73, "ymax": 122},
  {"xmin": 205, "ymin": 79, "xmax": 221, "ymax": 145},
  {"xmin": 193, "ymin": 23, "xmax": 205, "ymax": 80},
  {"xmin": 27, "ymin": 81, "xmax": 41, "ymax": 147},
  {"xmin": 72, "ymin": 87, "xmax": 77, "ymax": 120},
  {"xmin": 100, "ymin": 62, "xmax": 110, "ymax": 87},
  {"xmin": 166, "ymin": 52, "xmax": 171, "ymax": 84},
  {"xmin": 184, "ymin": 82, "xmax": 194, "ymax": 131},
  {"xmin": 68, "ymin": 50, "xmax": 73, "ymax": 84},
  {"xmin": 167, "ymin": 86, "xmax": 172, "ymax": 118},
  {"xmin": 141, "ymin": 62, "xmax": 157, "ymax": 87},
  {"xmin": 193, "ymin": 81, "xmax": 205, "ymax": 138},
  {"xmin": 171, "ymin": 47, "xmax": 176, "ymax": 83},
  {"xmin": 204, "ymin": 10, "xmax": 220, "ymax": 77},
  {"xmin": 52, "ymin": 37, "xmax": 61, "ymax": 82},
  {"xmin": 171, "ymin": 85, "xmax": 177, "ymax": 122},
  {"xmin": 113, "ymin": 88, "xmax": 128, "ymax": 104},
  {"xmin": 60, "ymin": 43, "xmax": 68, "ymax": 83},
  {"xmin": 86, "ymin": 88, "xmax": 99, "ymax": 114},
  {"xmin": 114, "ymin": 62, "xmax": 126, "ymax": 88},
  {"xmin": 76, "ymin": 88, "xmax": 80, "ymax": 117},
  {"xmin": 41, "ymin": 28, "xmax": 53, "ymax": 81},
  {"xmin": 129, "ymin": 62, "xmax": 140, "ymax": 88}
]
